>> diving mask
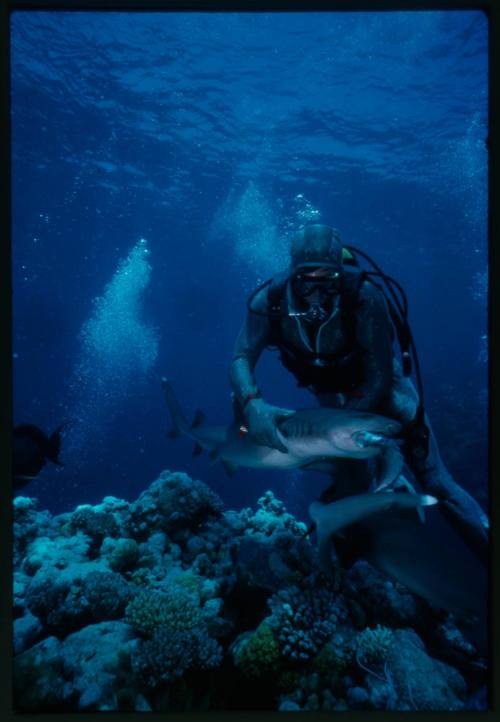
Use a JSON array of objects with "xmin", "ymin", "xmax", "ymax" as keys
[{"xmin": 291, "ymin": 268, "xmax": 342, "ymax": 299}]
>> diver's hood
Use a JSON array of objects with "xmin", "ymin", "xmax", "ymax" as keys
[{"xmin": 290, "ymin": 224, "xmax": 343, "ymax": 272}]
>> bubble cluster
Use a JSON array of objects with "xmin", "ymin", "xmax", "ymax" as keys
[
  {"xmin": 280, "ymin": 193, "xmax": 322, "ymax": 244},
  {"xmin": 66, "ymin": 238, "xmax": 159, "ymax": 460},
  {"xmin": 292, "ymin": 193, "xmax": 322, "ymax": 226},
  {"xmin": 209, "ymin": 181, "xmax": 289, "ymax": 284},
  {"xmin": 209, "ymin": 184, "xmax": 323, "ymax": 287}
]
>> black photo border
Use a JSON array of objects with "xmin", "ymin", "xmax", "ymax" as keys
[{"xmin": 0, "ymin": 0, "xmax": 497, "ymax": 720}]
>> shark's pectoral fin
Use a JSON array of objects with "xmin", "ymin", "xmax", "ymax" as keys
[
  {"xmin": 299, "ymin": 458, "xmax": 336, "ymax": 474},
  {"xmin": 222, "ymin": 460, "xmax": 238, "ymax": 476}
]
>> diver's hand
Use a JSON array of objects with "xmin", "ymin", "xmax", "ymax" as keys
[{"xmin": 245, "ymin": 398, "xmax": 295, "ymax": 453}]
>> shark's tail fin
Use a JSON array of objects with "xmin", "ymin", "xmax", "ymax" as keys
[{"xmin": 161, "ymin": 377, "xmax": 190, "ymax": 437}]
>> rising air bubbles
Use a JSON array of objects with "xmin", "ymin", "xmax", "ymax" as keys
[
  {"xmin": 65, "ymin": 237, "xmax": 159, "ymax": 465},
  {"xmin": 208, "ymin": 182, "xmax": 322, "ymax": 286}
]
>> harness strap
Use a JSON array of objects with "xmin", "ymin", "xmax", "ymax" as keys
[
  {"xmin": 267, "ymin": 271, "xmax": 290, "ymax": 345},
  {"xmin": 267, "ymin": 269, "xmax": 366, "ymax": 355}
]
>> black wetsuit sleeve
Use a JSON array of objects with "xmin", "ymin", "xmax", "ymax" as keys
[
  {"xmin": 229, "ymin": 289, "xmax": 272, "ymax": 404},
  {"xmin": 344, "ymin": 281, "xmax": 394, "ymax": 411}
]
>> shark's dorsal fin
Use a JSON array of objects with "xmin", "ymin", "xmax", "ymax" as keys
[
  {"xmin": 192, "ymin": 442, "xmax": 203, "ymax": 457},
  {"xmin": 191, "ymin": 409, "xmax": 206, "ymax": 429}
]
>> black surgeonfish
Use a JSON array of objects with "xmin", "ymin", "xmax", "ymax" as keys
[{"xmin": 13, "ymin": 423, "xmax": 68, "ymax": 490}]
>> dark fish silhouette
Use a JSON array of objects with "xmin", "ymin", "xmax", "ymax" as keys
[{"xmin": 13, "ymin": 423, "xmax": 68, "ymax": 490}]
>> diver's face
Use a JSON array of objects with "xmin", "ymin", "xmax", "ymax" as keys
[
  {"xmin": 304, "ymin": 285, "xmax": 332, "ymax": 308},
  {"xmin": 292, "ymin": 266, "xmax": 341, "ymax": 309}
]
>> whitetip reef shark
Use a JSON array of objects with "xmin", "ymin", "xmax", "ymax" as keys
[{"xmin": 161, "ymin": 377, "xmax": 404, "ymax": 489}]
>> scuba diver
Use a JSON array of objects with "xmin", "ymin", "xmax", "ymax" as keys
[{"xmin": 229, "ymin": 224, "xmax": 489, "ymax": 566}]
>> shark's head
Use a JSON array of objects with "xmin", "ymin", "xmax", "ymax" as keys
[{"xmin": 328, "ymin": 413, "xmax": 402, "ymax": 456}]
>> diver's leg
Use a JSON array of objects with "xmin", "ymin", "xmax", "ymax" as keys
[
  {"xmin": 406, "ymin": 419, "xmax": 489, "ymax": 566},
  {"xmin": 381, "ymin": 371, "xmax": 489, "ymax": 566}
]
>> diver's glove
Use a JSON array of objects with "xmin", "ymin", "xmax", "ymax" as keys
[{"xmin": 245, "ymin": 398, "xmax": 295, "ymax": 453}]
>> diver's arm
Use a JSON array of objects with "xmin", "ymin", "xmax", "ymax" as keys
[
  {"xmin": 230, "ymin": 290, "xmax": 294, "ymax": 453},
  {"xmin": 229, "ymin": 289, "xmax": 272, "ymax": 405},
  {"xmin": 344, "ymin": 281, "xmax": 394, "ymax": 411}
]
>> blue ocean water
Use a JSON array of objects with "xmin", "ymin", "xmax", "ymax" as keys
[{"xmin": 11, "ymin": 10, "xmax": 488, "ymax": 520}]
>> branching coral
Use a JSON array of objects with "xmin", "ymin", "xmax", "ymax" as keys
[
  {"xmin": 233, "ymin": 623, "xmax": 281, "ymax": 679},
  {"xmin": 68, "ymin": 506, "xmax": 119, "ymax": 544},
  {"xmin": 125, "ymin": 587, "xmax": 202, "ymax": 637},
  {"xmin": 83, "ymin": 571, "xmax": 135, "ymax": 620},
  {"xmin": 125, "ymin": 584, "xmax": 222, "ymax": 687},
  {"xmin": 267, "ymin": 583, "xmax": 346, "ymax": 662},
  {"xmin": 131, "ymin": 625, "xmax": 222, "ymax": 687},
  {"xmin": 355, "ymin": 625, "xmax": 394, "ymax": 668}
]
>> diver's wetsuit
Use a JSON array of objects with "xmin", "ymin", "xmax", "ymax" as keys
[{"xmin": 230, "ymin": 276, "xmax": 489, "ymax": 566}]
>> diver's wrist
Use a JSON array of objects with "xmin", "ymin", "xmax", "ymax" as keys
[{"xmin": 242, "ymin": 390, "xmax": 261, "ymax": 409}]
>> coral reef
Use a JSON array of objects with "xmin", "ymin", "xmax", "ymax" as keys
[{"xmin": 12, "ymin": 470, "xmax": 488, "ymax": 712}]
